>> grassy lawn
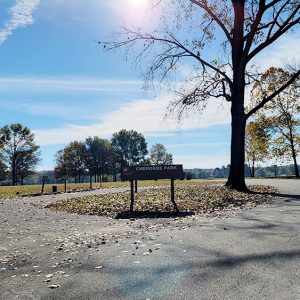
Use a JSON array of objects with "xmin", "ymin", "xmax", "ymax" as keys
[
  {"xmin": 46, "ymin": 183, "xmax": 276, "ymax": 217},
  {"xmin": 0, "ymin": 179, "xmax": 211, "ymax": 198}
]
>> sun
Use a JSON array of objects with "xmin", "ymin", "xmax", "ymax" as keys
[
  {"xmin": 128, "ymin": 0, "xmax": 148, "ymax": 7},
  {"xmin": 117, "ymin": 0, "xmax": 154, "ymax": 28}
]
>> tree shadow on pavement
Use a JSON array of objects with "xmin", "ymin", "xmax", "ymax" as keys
[
  {"xmin": 273, "ymin": 193, "xmax": 300, "ymax": 201},
  {"xmin": 58, "ymin": 247, "xmax": 300, "ymax": 299},
  {"xmin": 115, "ymin": 210, "xmax": 194, "ymax": 219},
  {"xmin": 208, "ymin": 249, "xmax": 300, "ymax": 269}
]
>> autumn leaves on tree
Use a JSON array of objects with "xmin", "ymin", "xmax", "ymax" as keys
[{"xmin": 248, "ymin": 67, "xmax": 300, "ymax": 178}]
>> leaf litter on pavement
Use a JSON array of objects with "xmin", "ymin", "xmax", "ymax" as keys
[{"xmin": 46, "ymin": 184, "xmax": 276, "ymax": 217}]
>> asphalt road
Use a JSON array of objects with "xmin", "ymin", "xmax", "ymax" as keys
[{"xmin": 0, "ymin": 179, "xmax": 299, "ymax": 300}]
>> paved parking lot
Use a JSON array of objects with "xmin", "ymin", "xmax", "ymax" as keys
[{"xmin": 0, "ymin": 179, "xmax": 299, "ymax": 299}]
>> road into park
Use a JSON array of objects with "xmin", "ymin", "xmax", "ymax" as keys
[{"xmin": 0, "ymin": 179, "xmax": 299, "ymax": 299}]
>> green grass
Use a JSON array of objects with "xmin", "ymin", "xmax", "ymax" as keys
[
  {"xmin": 46, "ymin": 184, "xmax": 276, "ymax": 217},
  {"xmin": 0, "ymin": 179, "xmax": 211, "ymax": 199}
]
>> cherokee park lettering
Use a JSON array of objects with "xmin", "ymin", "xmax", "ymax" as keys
[{"xmin": 122, "ymin": 165, "xmax": 184, "ymax": 181}]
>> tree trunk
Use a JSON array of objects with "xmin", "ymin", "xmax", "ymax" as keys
[
  {"xmin": 251, "ymin": 155, "xmax": 255, "ymax": 178},
  {"xmin": 291, "ymin": 143, "xmax": 299, "ymax": 178},
  {"xmin": 225, "ymin": 67, "xmax": 247, "ymax": 190},
  {"xmin": 225, "ymin": 1, "xmax": 247, "ymax": 191},
  {"xmin": 226, "ymin": 110, "xmax": 247, "ymax": 191},
  {"xmin": 248, "ymin": 165, "xmax": 252, "ymax": 177},
  {"xmin": 12, "ymin": 157, "xmax": 16, "ymax": 186}
]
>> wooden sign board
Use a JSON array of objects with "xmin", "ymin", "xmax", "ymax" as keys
[
  {"xmin": 122, "ymin": 165, "xmax": 184, "ymax": 181},
  {"xmin": 122, "ymin": 165, "xmax": 184, "ymax": 212}
]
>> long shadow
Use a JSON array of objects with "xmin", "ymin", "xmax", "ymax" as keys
[
  {"xmin": 246, "ymin": 188, "xmax": 300, "ymax": 202},
  {"xmin": 115, "ymin": 210, "xmax": 194, "ymax": 219},
  {"xmin": 245, "ymin": 188, "xmax": 273, "ymax": 196},
  {"xmin": 209, "ymin": 249, "xmax": 300, "ymax": 269},
  {"xmin": 273, "ymin": 193, "xmax": 300, "ymax": 200},
  {"xmin": 63, "ymin": 247, "xmax": 300, "ymax": 297}
]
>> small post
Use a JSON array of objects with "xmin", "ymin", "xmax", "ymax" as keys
[
  {"xmin": 170, "ymin": 179, "xmax": 179, "ymax": 212},
  {"xmin": 64, "ymin": 179, "xmax": 67, "ymax": 193},
  {"xmin": 135, "ymin": 179, "xmax": 138, "ymax": 193},
  {"xmin": 130, "ymin": 180, "xmax": 134, "ymax": 212},
  {"xmin": 41, "ymin": 181, "xmax": 45, "ymax": 194},
  {"xmin": 41, "ymin": 176, "xmax": 47, "ymax": 194}
]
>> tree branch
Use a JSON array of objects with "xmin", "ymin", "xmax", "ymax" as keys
[
  {"xmin": 265, "ymin": 0, "xmax": 282, "ymax": 10},
  {"xmin": 190, "ymin": 0, "xmax": 232, "ymax": 43},
  {"xmin": 246, "ymin": 69, "xmax": 300, "ymax": 119},
  {"xmin": 247, "ymin": 4, "xmax": 300, "ymax": 62},
  {"xmin": 266, "ymin": 0, "xmax": 290, "ymax": 40},
  {"xmin": 243, "ymin": 0, "xmax": 266, "ymax": 57},
  {"xmin": 102, "ymin": 28, "xmax": 233, "ymax": 86}
]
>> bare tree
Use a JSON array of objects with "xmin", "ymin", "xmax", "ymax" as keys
[{"xmin": 101, "ymin": 0, "xmax": 300, "ymax": 190}]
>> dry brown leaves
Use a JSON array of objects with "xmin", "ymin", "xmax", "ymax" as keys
[{"xmin": 46, "ymin": 183, "xmax": 277, "ymax": 217}]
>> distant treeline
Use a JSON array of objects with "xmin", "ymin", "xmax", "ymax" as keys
[
  {"xmin": 185, "ymin": 164, "xmax": 300, "ymax": 179},
  {"xmin": 18, "ymin": 164, "xmax": 299, "ymax": 185}
]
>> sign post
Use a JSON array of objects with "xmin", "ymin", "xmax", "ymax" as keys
[
  {"xmin": 170, "ymin": 179, "xmax": 179, "ymax": 211},
  {"xmin": 123, "ymin": 165, "xmax": 184, "ymax": 212},
  {"xmin": 62, "ymin": 175, "xmax": 68, "ymax": 193},
  {"xmin": 135, "ymin": 179, "xmax": 138, "ymax": 193},
  {"xmin": 41, "ymin": 176, "xmax": 48, "ymax": 194},
  {"xmin": 130, "ymin": 180, "xmax": 134, "ymax": 212}
]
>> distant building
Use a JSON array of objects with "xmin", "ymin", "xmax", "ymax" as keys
[{"xmin": 0, "ymin": 180, "xmax": 13, "ymax": 186}]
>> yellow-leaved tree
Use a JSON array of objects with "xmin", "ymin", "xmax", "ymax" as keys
[
  {"xmin": 251, "ymin": 67, "xmax": 300, "ymax": 177},
  {"xmin": 245, "ymin": 118, "xmax": 270, "ymax": 177}
]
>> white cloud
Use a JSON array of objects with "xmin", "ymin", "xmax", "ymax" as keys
[
  {"xmin": 0, "ymin": 76, "xmax": 142, "ymax": 92},
  {"xmin": 173, "ymin": 154, "xmax": 229, "ymax": 169},
  {"xmin": 254, "ymin": 34, "xmax": 300, "ymax": 70},
  {"xmin": 168, "ymin": 142, "xmax": 230, "ymax": 149},
  {"xmin": 0, "ymin": 0, "xmax": 40, "ymax": 44},
  {"xmin": 34, "ymin": 94, "xmax": 231, "ymax": 146},
  {"xmin": 0, "ymin": 99, "xmax": 105, "ymax": 121}
]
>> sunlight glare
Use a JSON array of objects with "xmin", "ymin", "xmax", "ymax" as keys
[
  {"xmin": 110, "ymin": 0, "xmax": 158, "ymax": 29},
  {"xmin": 128, "ymin": 0, "xmax": 148, "ymax": 7}
]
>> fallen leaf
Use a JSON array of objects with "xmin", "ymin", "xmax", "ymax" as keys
[
  {"xmin": 95, "ymin": 266, "xmax": 103, "ymax": 269},
  {"xmin": 48, "ymin": 284, "xmax": 60, "ymax": 289}
]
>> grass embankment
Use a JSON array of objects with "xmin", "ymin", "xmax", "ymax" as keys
[
  {"xmin": 0, "ymin": 179, "xmax": 209, "ymax": 198},
  {"xmin": 46, "ymin": 183, "xmax": 276, "ymax": 217}
]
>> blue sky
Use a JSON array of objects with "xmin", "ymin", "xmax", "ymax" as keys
[{"xmin": 0, "ymin": 0, "xmax": 299, "ymax": 170}]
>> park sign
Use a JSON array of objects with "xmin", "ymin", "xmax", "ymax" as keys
[
  {"xmin": 122, "ymin": 164, "xmax": 184, "ymax": 181},
  {"xmin": 122, "ymin": 164, "xmax": 184, "ymax": 212}
]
